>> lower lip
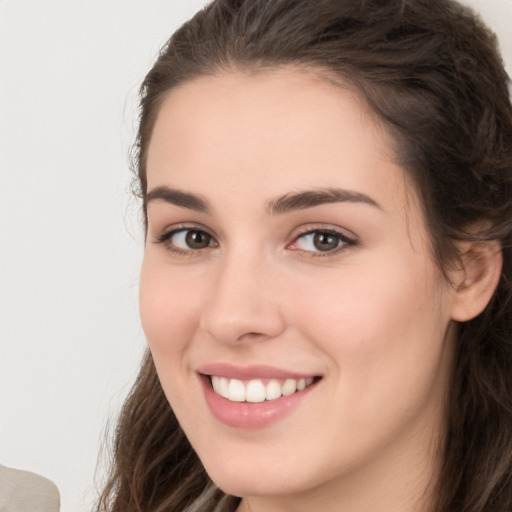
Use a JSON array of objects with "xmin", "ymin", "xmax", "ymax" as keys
[{"xmin": 200, "ymin": 376, "xmax": 317, "ymax": 429}]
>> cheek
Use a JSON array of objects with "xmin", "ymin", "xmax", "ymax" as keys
[
  {"xmin": 139, "ymin": 258, "xmax": 212, "ymax": 422},
  {"xmin": 294, "ymin": 257, "xmax": 451, "ymax": 400},
  {"xmin": 286, "ymin": 262, "xmax": 454, "ymax": 471},
  {"xmin": 139, "ymin": 257, "xmax": 204, "ymax": 359},
  {"xmin": 302, "ymin": 253, "xmax": 446, "ymax": 342}
]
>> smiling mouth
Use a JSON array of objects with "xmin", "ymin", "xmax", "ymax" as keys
[{"xmin": 208, "ymin": 375, "xmax": 319, "ymax": 403}]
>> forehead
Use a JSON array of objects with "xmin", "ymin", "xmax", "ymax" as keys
[{"xmin": 146, "ymin": 68, "xmax": 414, "ymax": 216}]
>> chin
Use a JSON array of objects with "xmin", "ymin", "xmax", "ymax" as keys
[
  {"xmin": 200, "ymin": 453, "xmax": 315, "ymax": 499},
  {"xmin": 211, "ymin": 474, "xmax": 296, "ymax": 500}
]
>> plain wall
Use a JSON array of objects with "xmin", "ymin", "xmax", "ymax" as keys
[{"xmin": 0, "ymin": 1, "xmax": 510, "ymax": 511}]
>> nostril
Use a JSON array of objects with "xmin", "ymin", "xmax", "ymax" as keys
[{"xmin": 238, "ymin": 331, "xmax": 271, "ymax": 342}]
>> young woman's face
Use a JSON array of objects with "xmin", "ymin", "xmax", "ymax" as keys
[{"xmin": 140, "ymin": 70, "xmax": 458, "ymax": 509}]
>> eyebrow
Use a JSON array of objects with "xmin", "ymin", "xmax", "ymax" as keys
[
  {"xmin": 144, "ymin": 185, "xmax": 381, "ymax": 214},
  {"xmin": 267, "ymin": 188, "xmax": 381, "ymax": 214},
  {"xmin": 145, "ymin": 186, "xmax": 210, "ymax": 213}
]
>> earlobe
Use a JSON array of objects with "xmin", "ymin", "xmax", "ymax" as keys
[{"xmin": 450, "ymin": 240, "xmax": 503, "ymax": 322}]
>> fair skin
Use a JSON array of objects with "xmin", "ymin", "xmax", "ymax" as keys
[{"xmin": 139, "ymin": 68, "xmax": 486, "ymax": 512}]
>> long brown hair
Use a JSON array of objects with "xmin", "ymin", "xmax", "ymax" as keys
[{"xmin": 97, "ymin": 1, "xmax": 512, "ymax": 510}]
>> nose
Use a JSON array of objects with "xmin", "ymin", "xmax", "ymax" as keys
[{"xmin": 199, "ymin": 252, "xmax": 286, "ymax": 345}]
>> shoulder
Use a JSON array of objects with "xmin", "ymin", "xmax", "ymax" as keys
[{"xmin": 0, "ymin": 464, "xmax": 60, "ymax": 512}]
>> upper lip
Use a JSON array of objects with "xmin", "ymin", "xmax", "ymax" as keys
[{"xmin": 196, "ymin": 362, "xmax": 320, "ymax": 380}]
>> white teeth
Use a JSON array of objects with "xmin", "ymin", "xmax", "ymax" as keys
[
  {"xmin": 211, "ymin": 375, "xmax": 221, "ymax": 394},
  {"xmin": 265, "ymin": 379, "xmax": 282, "ymax": 400},
  {"xmin": 211, "ymin": 376, "xmax": 230, "ymax": 399},
  {"xmin": 218, "ymin": 377, "xmax": 229, "ymax": 399},
  {"xmin": 282, "ymin": 378, "xmax": 297, "ymax": 396},
  {"xmin": 211, "ymin": 376, "xmax": 316, "ymax": 402},
  {"xmin": 228, "ymin": 379, "xmax": 246, "ymax": 402},
  {"xmin": 245, "ymin": 380, "xmax": 266, "ymax": 403}
]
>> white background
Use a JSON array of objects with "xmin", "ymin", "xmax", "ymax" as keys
[{"xmin": 0, "ymin": 1, "xmax": 510, "ymax": 511}]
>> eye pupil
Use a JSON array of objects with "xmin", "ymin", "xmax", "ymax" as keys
[
  {"xmin": 185, "ymin": 230, "xmax": 211, "ymax": 249},
  {"xmin": 313, "ymin": 232, "xmax": 339, "ymax": 252}
]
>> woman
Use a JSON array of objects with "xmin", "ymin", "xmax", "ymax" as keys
[{"xmin": 97, "ymin": 0, "xmax": 512, "ymax": 511}]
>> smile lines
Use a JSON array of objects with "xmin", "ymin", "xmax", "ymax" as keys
[{"xmin": 210, "ymin": 376, "xmax": 315, "ymax": 403}]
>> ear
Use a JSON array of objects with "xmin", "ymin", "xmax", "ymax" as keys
[{"xmin": 450, "ymin": 239, "xmax": 502, "ymax": 322}]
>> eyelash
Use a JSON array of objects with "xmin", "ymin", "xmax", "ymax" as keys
[
  {"xmin": 290, "ymin": 228, "xmax": 357, "ymax": 257},
  {"xmin": 153, "ymin": 225, "xmax": 357, "ymax": 258},
  {"xmin": 154, "ymin": 225, "xmax": 217, "ymax": 256}
]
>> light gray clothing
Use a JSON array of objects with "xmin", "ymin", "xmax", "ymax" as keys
[{"xmin": 0, "ymin": 464, "xmax": 60, "ymax": 512}]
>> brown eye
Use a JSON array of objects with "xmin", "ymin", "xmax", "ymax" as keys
[
  {"xmin": 157, "ymin": 228, "xmax": 217, "ymax": 252},
  {"xmin": 312, "ymin": 232, "xmax": 340, "ymax": 252},
  {"xmin": 184, "ymin": 230, "xmax": 213, "ymax": 249},
  {"xmin": 291, "ymin": 229, "xmax": 355, "ymax": 255}
]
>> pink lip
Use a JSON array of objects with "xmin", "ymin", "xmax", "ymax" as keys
[
  {"xmin": 197, "ymin": 364, "xmax": 320, "ymax": 429},
  {"xmin": 197, "ymin": 362, "xmax": 316, "ymax": 380}
]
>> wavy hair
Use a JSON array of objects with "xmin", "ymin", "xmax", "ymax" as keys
[{"xmin": 97, "ymin": 1, "xmax": 512, "ymax": 510}]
